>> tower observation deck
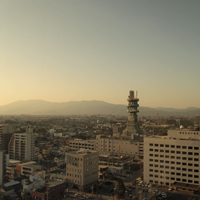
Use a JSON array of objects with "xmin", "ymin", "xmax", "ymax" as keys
[{"xmin": 123, "ymin": 90, "xmax": 140, "ymax": 138}]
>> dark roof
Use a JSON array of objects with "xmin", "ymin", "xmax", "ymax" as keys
[
  {"xmin": 43, "ymin": 163, "xmax": 57, "ymax": 169},
  {"xmin": 172, "ymin": 182, "xmax": 199, "ymax": 191}
]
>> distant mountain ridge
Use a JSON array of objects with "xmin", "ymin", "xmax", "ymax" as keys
[{"xmin": 0, "ymin": 100, "xmax": 199, "ymax": 116}]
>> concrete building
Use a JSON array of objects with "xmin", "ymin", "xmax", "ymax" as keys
[
  {"xmin": 16, "ymin": 161, "xmax": 42, "ymax": 177},
  {"xmin": 54, "ymin": 156, "xmax": 65, "ymax": 167},
  {"xmin": 69, "ymin": 139, "xmax": 96, "ymax": 151},
  {"xmin": 31, "ymin": 180, "xmax": 67, "ymax": 200},
  {"xmin": 96, "ymin": 135, "xmax": 143, "ymax": 158},
  {"xmin": 144, "ymin": 130, "xmax": 200, "ymax": 188},
  {"xmin": 123, "ymin": 90, "xmax": 141, "ymax": 138},
  {"xmin": 66, "ymin": 149, "xmax": 98, "ymax": 189},
  {"xmin": 8, "ymin": 126, "xmax": 35, "ymax": 161},
  {"xmin": 0, "ymin": 124, "xmax": 14, "ymax": 153},
  {"xmin": 0, "ymin": 151, "xmax": 6, "ymax": 186}
]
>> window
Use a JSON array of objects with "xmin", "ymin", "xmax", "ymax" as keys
[
  {"xmin": 194, "ymin": 170, "xmax": 199, "ymax": 172},
  {"xmin": 194, "ymin": 175, "xmax": 199, "ymax": 178},
  {"xmin": 171, "ymin": 167, "xmax": 175, "ymax": 169},
  {"xmin": 171, "ymin": 177, "xmax": 175, "ymax": 180},
  {"xmin": 176, "ymin": 173, "xmax": 181, "ymax": 176},
  {"xmin": 188, "ymin": 180, "xmax": 193, "ymax": 183},
  {"xmin": 160, "ymin": 160, "xmax": 164, "ymax": 163},
  {"xmin": 176, "ymin": 145, "xmax": 181, "ymax": 148},
  {"xmin": 194, "ymin": 181, "xmax": 199, "ymax": 184},
  {"xmin": 165, "ymin": 166, "xmax": 169, "ymax": 169},
  {"xmin": 188, "ymin": 174, "xmax": 193, "ymax": 177},
  {"xmin": 160, "ymin": 165, "xmax": 164, "ymax": 168},
  {"xmin": 149, "ymin": 174, "xmax": 153, "ymax": 177},
  {"xmin": 176, "ymin": 151, "xmax": 181, "ymax": 154},
  {"xmin": 155, "ymin": 165, "xmax": 158, "ymax": 167},
  {"xmin": 149, "ymin": 143, "xmax": 153, "ymax": 146},
  {"xmin": 176, "ymin": 157, "xmax": 181, "ymax": 159},
  {"xmin": 188, "ymin": 163, "xmax": 193, "ymax": 166},
  {"xmin": 155, "ymin": 170, "xmax": 158, "ymax": 172},
  {"xmin": 155, "ymin": 154, "xmax": 159, "ymax": 157},
  {"xmin": 149, "ymin": 154, "xmax": 153, "ymax": 156},
  {"xmin": 188, "ymin": 169, "xmax": 193, "ymax": 172},
  {"xmin": 149, "ymin": 164, "xmax": 153, "ymax": 167},
  {"xmin": 182, "ymin": 168, "xmax": 187, "ymax": 171},
  {"xmin": 149, "ymin": 159, "xmax": 153, "ymax": 162},
  {"xmin": 171, "ymin": 161, "xmax": 175, "ymax": 164},
  {"xmin": 165, "ymin": 145, "xmax": 169, "ymax": 147},
  {"xmin": 188, "ymin": 152, "xmax": 193, "ymax": 155},
  {"xmin": 155, "ymin": 159, "xmax": 158, "ymax": 162},
  {"xmin": 194, "ymin": 152, "xmax": 199, "ymax": 156},
  {"xmin": 171, "ymin": 172, "xmax": 175, "ymax": 175},
  {"xmin": 149, "ymin": 169, "xmax": 153, "ymax": 172},
  {"xmin": 165, "ymin": 150, "xmax": 169, "ymax": 153},
  {"xmin": 160, "ymin": 144, "xmax": 164, "ymax": 147},
  {"xmin": 182, "ymin": 152, "xmax": 186, "ymax": 154},
  {"xmin": 182, "ymin": 157, "xmax": 187, "ymax": 160},
  {"xmin": 177, "ymin": 162, "xmax": 181, "ymax": 165},
  {"xmin": 182, "ymin": 174, "xmax": 187, "ymax": 176},
  {"xmin": 171, "ymin": 156, "xmax": 175, "ymax": 159},
  {"xmin": 182, "ymin": 163, "xmax": 187, "ymax": 165},
  {"xmin": 188, "ymin": 146, "xmax": 193, "ymax": 149},
  {"xmin": 176, "ymin": 167, "xmax": 181, "ymax": 170},
  {"xmin": 155, "ymin": 149, "xmax": 158, "ymax": 152},
  {"xmin": 188, "ymin": 158, "xmax": 193, "ymax": 161},
  {"xmin": 165, "ymin": 161, "xmax": 169, "ymax": 163},
  {"xmin": 194, "ymin": 158, "xmax": 199, "ymax": 161},
  {"xmin": 182, "ymin": 146, "xmax": 187, "ymax": 149},
  {"xmin": 160, "ymin": 155, "xmax": 164, "ymax": 157},
  {"xmin": 165, "ymin": 155, "xmax": 169, "ymax": 158},
  {"xmin": 155, "ymin": 175, "xmax": 158, "ymax": 178},
  {"xmin": 150, "ymin": 149, "xmax": 153, "ymax": 151},
  {"xmin": 165, "ymin": 171, "xmax": 169, "ymax": 174},
  {"xmin": 194, "ymin": 147, "xmax": 199, "ymax": 150},
  {"xmin": 155, "ymin": 144, "xmax": 158, "ymax": 146},
  {"xmin": 177, "ymin": 178, "xmax": 181, "ymax": 181},
  {"xmin": 171, "ymin": 145, "xmax": 175, "ymax": 148},
  {"xmin": 182, "ymin": 179, "xmax": 186, "ymax": 182},
  {"xmin": 160, "ymin": 150, "xmax": 164, "ymax": 152},
  {"xmin": 194, "ymin": 164, "xmax": 199, "ymax": 167}
]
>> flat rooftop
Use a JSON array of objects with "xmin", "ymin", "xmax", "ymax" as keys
[
  {"xmin": 46, "ymin": 180, "xmax": 66, "ymax": 187},
  {"xmin": 68, "ymin": 149, "xmax": 97, "ymax": 155}
]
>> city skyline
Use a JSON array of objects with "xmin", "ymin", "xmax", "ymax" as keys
[{"xmin": 1, "ymin": 0, "xmax": 200, "ymax": 108}]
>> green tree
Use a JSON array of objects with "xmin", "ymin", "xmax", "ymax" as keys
[{"xmin": 115, "ymin": 178, "xmax": 125, "ymax": 196}]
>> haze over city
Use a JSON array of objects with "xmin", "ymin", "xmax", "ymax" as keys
[{"xmin": 1, "ymin": 0, "xmax": 200, "ymax": 108}]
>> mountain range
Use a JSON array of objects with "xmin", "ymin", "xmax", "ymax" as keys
[{"xmin": 0, "ymin": 100, "xmax": 199, "ymax": 116}]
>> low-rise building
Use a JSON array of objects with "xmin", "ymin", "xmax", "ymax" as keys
[
  {"xmin": 54, "ymin": 156, "xmax": 65, "ymax": 167},
  {"xmin": 69, "ymin": 139, "xmax": 96, "ymax": 151},
  {"xmin": 31, "ymin": 180, "xmax": 67, "ymax": 200}
]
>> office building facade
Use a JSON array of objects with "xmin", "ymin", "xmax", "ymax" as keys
[{"xmin": 144, "ymin": 130, "xmax": 200, "ymax": 187}]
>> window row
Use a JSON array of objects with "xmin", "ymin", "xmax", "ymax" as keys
[
  {"xmin": 149, "ymin": 144, "xmax": 199, "ymax": 150},
  {"xmin": 149, "ymin": 168, "xmax": 199, "ymax": 173},
  {"xmin": 149, "ymin": 171, "xmax": 199, "ymax": 178},
  {"xmin": 149, "ymin": 155, "xmax": 199, "ymax": 161},
  {"xmin": 149, "ymin": 149, "xmax": 199, "ymax": 155},
  {"xmin": 149, "ymin": 163, "xmax": 199, "ymax": 167},
  {"xmin": 149, "ymin": 179, "xmax": 199, "ymax": 185}
]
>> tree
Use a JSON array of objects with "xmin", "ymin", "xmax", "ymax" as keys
[{"xmin": 115, "ymin": 178, "xmax": 125, "ymax": 196}]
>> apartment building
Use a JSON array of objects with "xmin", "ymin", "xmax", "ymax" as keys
[
  {"xmin": 0, "ymin": 124, "xmax": 13, "ymax": 153},
  {"xmin": 54, "ymin": 156, "xmax": 65, "ymax": 167},
  {"xmin": 66, "ymin": 149, "xmax": 98, "ymax": 189},
  {"xmin": 69, "ymin": 139, "xmax": 96, "ymax": 151},
  {"xmin": 0, "ymin": 151, "xmax": 6, "ymax": 186},
  {"xmin": 144, "ymin": 130, "xmax": 200, "ymax": 187},
  {"xmin": 8, "ymin": 126, "xmax": 35, "ymax": 161},
  {"xmin": 96, "ymin": 135, "xmax": 143, "ymax": 158},
  {"xmin": 16, "ymin": 161, "xmax": 42, "ymax": 177}
]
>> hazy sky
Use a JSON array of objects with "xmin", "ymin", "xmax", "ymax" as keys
[{"xmin": 1, "ymin": 0, "xmax": 200, "ymax": 108}]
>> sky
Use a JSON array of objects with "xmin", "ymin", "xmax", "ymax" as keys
[{"xmin": 1, "ymin": 0, "xmax": 200, "ymax": 108}]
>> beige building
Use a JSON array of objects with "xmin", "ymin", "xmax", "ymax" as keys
[
  {"xmin": 96, "ymin": 135, "xmax": 143, "ymax": 158},
  {"xmin": 8, "ymin": 126, "xmax": 35, "ymax": 161},
  {"xmin": 144, "ymin": 130, "xmax": 200, "ymax": 187},
  {"xmin": 66, "ymin": 149, "xmax": 98, "ymax": 189},
  {"xmin": 69, "ymin": 139, "xmax": 96, "ymax": 151},
  {"xmin": 54, "ymin": 156, "xmax": 65, "ymax": 167}
]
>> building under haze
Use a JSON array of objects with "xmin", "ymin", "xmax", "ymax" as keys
[
  {"xmin": 123, "ymin": 90, "xmax": 141, "ymax": 138},
  {"xmin": 66, "ymin": 149, "xmax": 98, "ymax": 189},
  {"xmin": 8, "ymin": 126, "xmax": 35, "ymax": 161},
  {"xmin": 144, "ymin": 130, "xmax": 200, "ymax": 190},
  {"xmin": 0, "ymin": 124, "xmax": 14, "ymax": 153}
]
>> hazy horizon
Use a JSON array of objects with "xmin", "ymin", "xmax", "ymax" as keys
[{"xmin": 1, "ymin": 0, "xmax": 200, "ymax": 108}]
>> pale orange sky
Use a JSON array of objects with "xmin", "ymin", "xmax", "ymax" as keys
[{"xmin": 1, "ymin": 0, "xmax": 200, "ymax": 108}]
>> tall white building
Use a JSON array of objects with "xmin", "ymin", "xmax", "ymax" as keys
[
  {"xmin": 0, "ymin": 151, "xmax": 6, "ymax": 186},
  {"xmin": 8, "ymin": 126, "xmax": 35, "ymax": 161},
  {"xmin": 144, "ymin": 130, "xmax": 200, "ymax": 187}
]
